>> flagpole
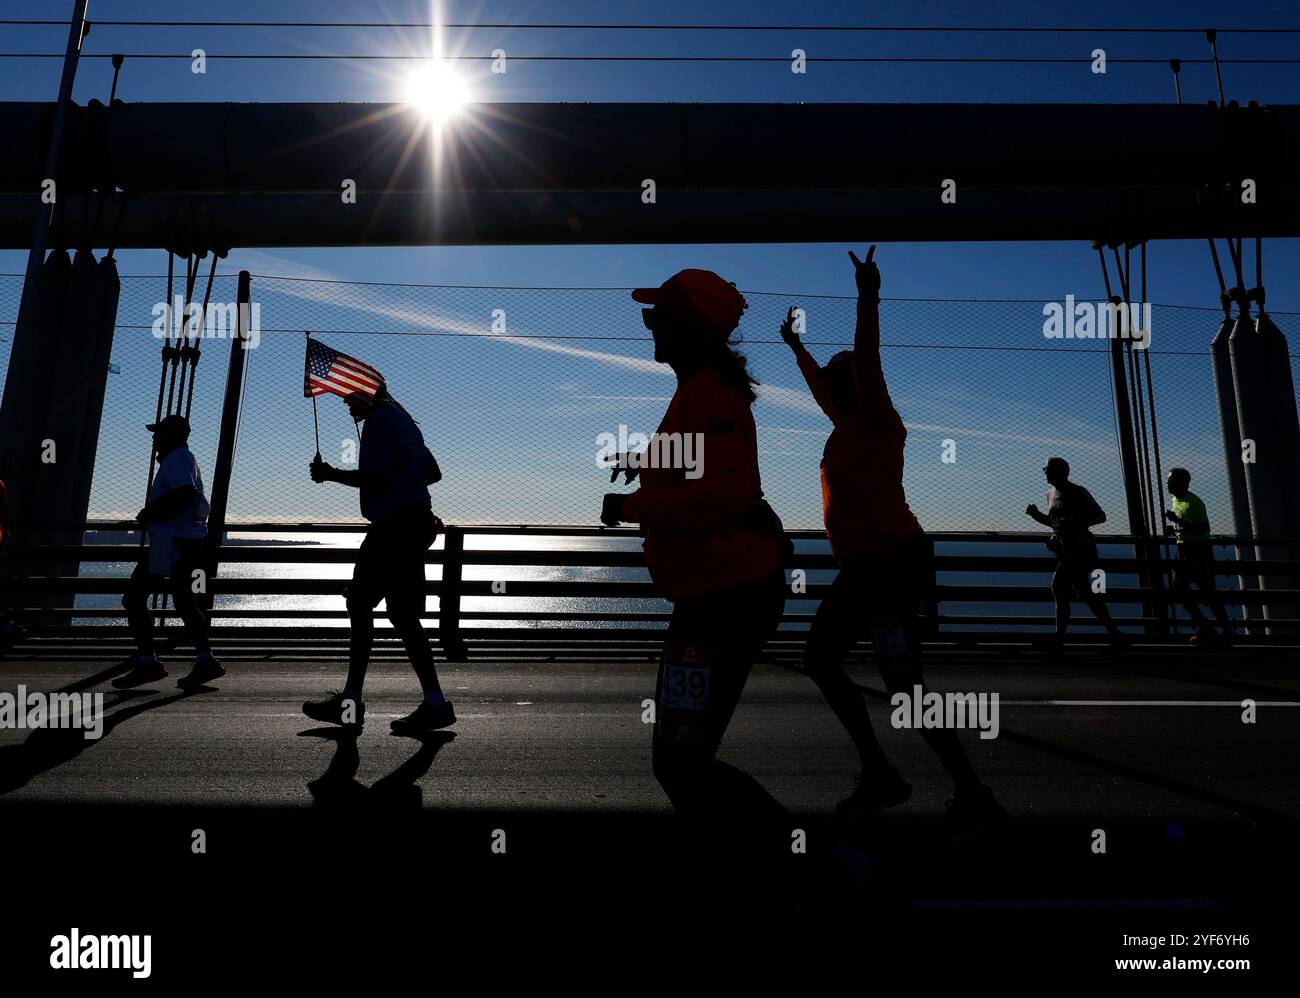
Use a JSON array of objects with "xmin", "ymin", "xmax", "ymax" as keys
[
  {"xmin": 312, "ymin": 397, "xmax": 321, "ymax": 461},
  {"xmin": 306, "ymin": 331, "xmax": 321, "ymax": 460}
]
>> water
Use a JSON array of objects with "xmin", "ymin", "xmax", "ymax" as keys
[
  {"xmin": 67, "ymin": 530, "xmax": 1204, "ymax": 632},
  {"xmin": 75, "ymin": 529, "xmax": 660, "ymax": 630}
]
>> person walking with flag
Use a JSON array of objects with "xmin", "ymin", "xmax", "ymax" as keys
[{"xmin": 301, "ymin": 339, "xmax": 456, "ymax": 735}]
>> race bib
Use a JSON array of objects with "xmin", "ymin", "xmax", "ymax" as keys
[
  {"xmin": 870, "ymin": 622, "xmax": 908, "ymax": 658},
  {"xmin": 660, "ymin": 662, "xmax": 711, "ymax": 712},
  {"xmin": 656, "ymin": 643, "xmax": 714, "ymax": 745}
]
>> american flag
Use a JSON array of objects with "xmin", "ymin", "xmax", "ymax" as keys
[{"xmin": 304, "ymin": 337, "xmax": 384, "ymax": 399}]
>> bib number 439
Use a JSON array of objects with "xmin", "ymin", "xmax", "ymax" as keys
[
  {"xmin": 655, "ymin": 644, "xmax": 717, "ymax": 743},
  {"xmin": 660, "ymin": 662, "xmax": 710, "ymax": 712},
  {"xmin": 656, "ymin": 643, "xmax": 714, "ymax": 745}
]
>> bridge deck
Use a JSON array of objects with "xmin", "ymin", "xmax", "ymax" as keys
[
  {"xmin": 2, "ymin": 651, "xmax": 1294, "ymax": 814},
  {"xmin": 1, "ymin": 651, "xmax": 1295, "ymax": 973}
]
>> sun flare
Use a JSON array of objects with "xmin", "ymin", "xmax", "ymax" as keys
[{"xmin": 405, "ymin": 61, "xmax": 469, "ymax": 121}]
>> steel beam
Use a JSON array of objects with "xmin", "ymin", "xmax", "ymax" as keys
[
  {"xmin": 3, "ymin": 100, "xmax": 1296, "ymax": 193},
  {"xmin": 0, "ymin": 100, "xmax": 1298, "ymax": 244},
  {"xmin": 0, "ymin": 188, "xmax": 1294, "ymax": 249}
]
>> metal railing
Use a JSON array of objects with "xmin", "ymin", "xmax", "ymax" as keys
[{"xmin": 3, "ymin": 524, "xmax": 1299, "ymax": 657}]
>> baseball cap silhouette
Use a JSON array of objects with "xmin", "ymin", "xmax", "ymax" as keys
[
  {"xmin": 632, "ymin": 269, "xmax": 747, "ymax": 334},
  {"xmin": 146, "ymin": 414, "xmax": 190, "ymax": 437}
]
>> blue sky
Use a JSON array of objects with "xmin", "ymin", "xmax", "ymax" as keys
[{"xmin": 2, "ymin": 0, "xmax": 1298, "ymax": 529}]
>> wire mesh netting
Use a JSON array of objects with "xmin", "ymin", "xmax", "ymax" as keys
[{"xmin": 2, "ymin": 270, "xmax": 1298, "ymax": 534}]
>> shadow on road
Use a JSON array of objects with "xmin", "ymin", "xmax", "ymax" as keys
[
  {"xmin": 300, "ymin": 727, "xmax": 456, "ymax": 812},
  {"xmin": 838, "ymin": 675, "xmax": 1297, "ymax": 825},
  {"xmin": 0, "ymin": 686, "xmax": 209, "ymax": 796}
]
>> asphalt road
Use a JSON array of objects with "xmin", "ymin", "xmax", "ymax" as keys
[
  {"xmin": 1, "ymin": 652, "xmax": 1296, "ymax": 980},
  {"xmin": 1, "ymin": 654, "xmax": 1295, "ymax": 817}
]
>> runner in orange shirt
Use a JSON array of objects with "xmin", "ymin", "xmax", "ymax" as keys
[
  {"xmin": 600, "ymin": 269, "xmax": 787, "ymax": 820},
  {"xmin": 782, "ymin": 247, "xmax": 1003, "ymax": 834}
]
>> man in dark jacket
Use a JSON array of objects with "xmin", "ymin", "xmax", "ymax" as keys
[{"xmin": 304, "ymin": 388, "xmax": 456, "ymax": 735}]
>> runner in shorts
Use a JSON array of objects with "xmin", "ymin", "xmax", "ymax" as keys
[
  {"xmin": 782, "ymin": 246, "xmax": 1003, "ymax": 834},
  {"xmin": 115, "ymin": 414, "xmax": 224, "ymax": 690},
  {"xmin": 1025, "ymin": 457, "xmax": 1130, "ymax": 653},
  {"xmin": 304, "ymin": 387, "xmax": 454, "ymax": 735},
  {"xmin": 1163, "ymin": 467, "xmax": 1234, "ymax": 645}
]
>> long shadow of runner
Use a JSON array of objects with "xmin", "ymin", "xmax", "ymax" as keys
[
  {"xmin": 0, "ymin": 687, "xmax": 210, "ymax": 796},
  {"xmin": 823, "ymin": 670, "xmax": 1298, "ymax": 826},
  {"xmin": 300, "ymin": 728, "xmax": 455, "ymax": 812}
]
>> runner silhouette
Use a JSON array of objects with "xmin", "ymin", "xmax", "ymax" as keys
[
  {"xmin": 1163, "ymin": 467, "xmax": 1235, "ymax": 644},
  {"xmin": 1025, "ymin": 456, "xmax": 1130, "ymax": 652},
  {"xmin": 115, "ymin": 415, "xmax": 224, "ymax": 690},
  {"xmin": 782, "ymin": 246, "xmax": 1003, "ymax": 834},
  {"xmin": 602, "ymin": 269, "xmax": 788, "ymax": 822},
  {"xmin": 304, "ymin": 387, "xmax": 455, "ymax": 735}
]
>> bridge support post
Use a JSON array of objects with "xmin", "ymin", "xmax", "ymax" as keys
[
  {"xmin": 1229, "ymin": 304, "xmax": 1290, "ymax": 633},
  {"xmin": 439, "ymin": 525, "xmax": 467, "ymax": 660},
  {"xmin": 1256, "ymin": 308, "xmax": 1300, "ymax": 630},
  {"xmin": 203, "ymin": 270, "xmax": 251, "ymax": 609},
  {"xmin": 1107, "ymin": 301, "xmax": 1156, "ymax": 633},
  {"xmin": 1210, "ymin": 313, "xmax": 1258, "ymax": 632}
]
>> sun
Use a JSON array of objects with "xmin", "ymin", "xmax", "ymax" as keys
[{"xmin": 405, "ymin": 61, "xmax": 470, "ymax": 121}]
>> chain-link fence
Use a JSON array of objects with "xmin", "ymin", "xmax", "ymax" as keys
[{"xmin": 2, "ymin": 271, "xmax": 1298, "ymax": 533}]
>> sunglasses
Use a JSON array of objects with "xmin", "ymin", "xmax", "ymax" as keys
[{"xmin": 641, "ymin": 307, "xmax": 656, "ymax": 331}]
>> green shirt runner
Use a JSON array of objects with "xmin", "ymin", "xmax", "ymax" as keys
[{"xmin": 1172, "ymin": 493, "xmax": 1212, "ymax": 544}]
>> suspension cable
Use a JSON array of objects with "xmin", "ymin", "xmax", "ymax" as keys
[
  {"xmin": 5, "ymin": 51, "xmax": 1300, "ymax": 64},
  {"xmin": 145, "ymin": 251, "xmax": 173, "ymax": 505},
  {"xmin": 163, "ymin": 252, "xmax": 193, "ymax": 418},
  {"xmin": 1113, "ymin": 246, "xmax": 1153, "ymax": 534},
  {"xmin": 1140, "ymin": 242, "xmax": 1168, "ymax": 556},
  {"xmin": 7, "ymin": 18, "xmax": 1300, "ymax": 32},
  {"xmin": 1095, "ymin": 245, "xmax": 1132, "ymax": 490},
  {"xmin": 1207, "ymin": 238, "xmax": 1230, "ymax": 314},
  {"xmin": 1129, "ymin": 244, "xmax": 1157, "ymax": 536},
  {"xmin": 182, "ymin": 253, "xmax": 219, "ymax": 422}
]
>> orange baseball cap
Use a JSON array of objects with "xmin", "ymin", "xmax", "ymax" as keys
[{"xmin": 632, "ymin": 269, "xmax": 747, "ymax": 333}]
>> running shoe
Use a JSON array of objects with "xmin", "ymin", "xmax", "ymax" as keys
[
  {"xmin": 302, "ymin": 692, "xmax": 365, "ymax": 727},
  {"xmin": 176, "ymin": 654, "xmax": 226, "ymax": 690},
  {"xmin": 112, "ymin": 656, "xmax": 168, "ymax": 689},
  {"xmin": 835, "ymin": 765, "xmax": 913, "ymax": 818},
  {"xmin": 390, "ymin": 700, "xmax": 457, "ymax": 735}
]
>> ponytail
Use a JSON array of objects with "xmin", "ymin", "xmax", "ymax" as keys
[{"xmin": 709, "ymin": 337, "xmax": 759, "ymax": 406}]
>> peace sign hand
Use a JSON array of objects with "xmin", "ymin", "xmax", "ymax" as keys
[
  {"xmin": 779, "ymin": 306, "xmax": 802, "ymax": 350},
  {"xmin": 847, "ymin": 244, "xmax": 880, "ymax": 297}
]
